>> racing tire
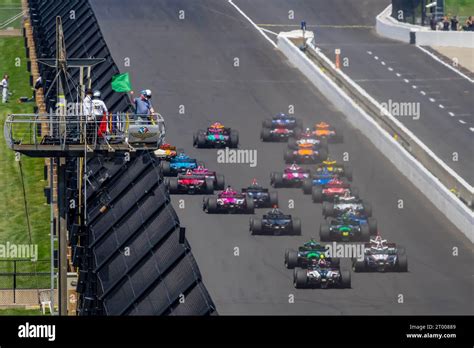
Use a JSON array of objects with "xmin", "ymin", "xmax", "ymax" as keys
[
  {"xmin": 318, "ymin": 147, "xmax": 328, "ymax": 161},
  {"xmin": 205, "ymin": 178, "xmax": 214, "ymax": 194},
  {"xmin": 294, "ymin": 269, "xmax": 308, "ymax": 289},
  {"xmin": 230, "ymin": 130, "xmax": 239, "ymax": 148},
  {"xmin": 320, "ymin": 223, "xmax": 331, "ymax": 241},
  {"xmin": 261, "ymin": 127, "xmax": 271, "ymax": 142},
  {"xmin": 160, "ymin": 161, "xmax": 172, "ymax": 176},
  {"xmin": 363, "ymin": 202, "xmax": 372, "ymax": 217},
  {"xmin": 331, "ymin": 257, "xmax": 340, "ymax": 268},
  {"xmin": 353, "ymin": 259, "xmax": 366, "ymax": 272},
  {"xmin": 250, "ymin": 217, "xmax": 262, "ymax": 235},
  {"xmin": 302, "ymin": 178, "xmax": 313, "ymax": 194},
  {"xmin": 397, "ymin": 254, "xmax": 408, "ymax": 272},
  {"xmin": 284, "ymin": 149, "xmax": 294, "ymax": 164},
  {"xmin": 368, "ymin": 217, "xmax": 378, "ymax": 235},
  {"xmin": 263, "ymin": 119, "xmax": 273, "ymax": 128},
  {"xmin": 287, "ymin": 136, "xmax": 297, "ymax": 149},
  {"xmin": 206, "ymin": 197, "xmax": 218, "ymax": 214},
  {"xmin": 285, "ymin": 249, "xmax": 298, "ymax": 269},
  {"xmin": 245, "ymin": 196, "xmax": 255, "ymax": 214},
  {"xmin": 291, "ymin": 218, "xmax": 301, "ymax": 235},
  {"xmin": 167, "ymin": 178, "xmax": 179, "ymax": 194},
  {"xmin": 196, "ymin": 133, "xmax": 207, "ymax": 148},
  {"xmin": 340, "ymin": 270, "xmax": 351, "ymax": 288},
  {"xmin": 360, "ymin": 224, "xmax": 370, "ymax": 241},
  {"xmin": 269, "ymin": 191, "xmax": 278, "ymax": 207},
  {"xmin": 312, "ymin": 187, "xmax": 324, "ymax": 203},
  {"xmin": 271, "ymin": 172, "xmax": 283, "ymax": 188},
  {"xmin": 322, "ymin": 202, "xmax": 335, "ymax": 217},
  {"xmin": 343, "ymin": 164, "xmax": 353, "ymax": 181},
  {"xmin": 216, "ymin": 174, "xmax": 225, "ymax": 190}
]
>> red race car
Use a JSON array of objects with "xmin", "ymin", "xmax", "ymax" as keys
[
  {"xmin": 271, "ymin": 164, "xmax": 311, "ymax": 188},
  {"xmin": 191, "ymin": 166, "xmax": 225, "ymax": 190},
  {"xmin": 165, "ymin": 170, "xmax": 214, "ymax": 195},
  {"xmin": 311, "ymin": 177, "xmax": 358, "ymax": 203}
]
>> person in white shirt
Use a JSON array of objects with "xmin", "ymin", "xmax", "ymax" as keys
[
  {"xmin": 1, "ymin": 74, "xmax": 9, "ymax": 103},
  {"xmin": 82, "ymin": 89, "xmax": 94, "ymax": 120}
]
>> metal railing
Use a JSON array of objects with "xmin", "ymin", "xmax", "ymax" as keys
[
  {"xmin": 4, "ymin": 112, "xmax": 166, "ymax": 155},
  {"xmin": 304, "ymin": 41, "xmax": 473, "ymax": 208}
]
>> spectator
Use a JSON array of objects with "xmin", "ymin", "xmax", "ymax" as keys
[
  {"xmin": 430, "ymin": 15, "xmax": 437, "ymax": 31},
  {"xmin": 1, "ymin": 74, "xmax": 9, "ymax": 103},
  {"xmin": 450, "ymin": 16, "xmax": 458, "ymax": 31},
  {"xmin": 442, "ymin": 16, "xmax": 450, "ymax": 31},
  {"xmin": 463, "ymin": 16, "xmax": 473, "ymax": 31}
]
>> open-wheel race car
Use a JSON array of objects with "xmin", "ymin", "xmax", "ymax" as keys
[
  {"xmin": 293, "ymin": 258, "xmax": 351, "ymax": 289},
  {"xmin": 312, "ymin": 121, "xmax": 343, "ymax": 143},
  {"xmin": 271, "ymin": 164, "xmax": 311, "ymax": 188},
  {"xmin": 287, "ymin": 128, "xmax": 328, "ymax": 151},
  {"xmin": 322, "ymin": 194, "xmax": 372, "ymax": 218},
  {"xmin": 193, "ymin": 122, "xmax": 239, "ymax": 148},
  {"xmin": 153, "ymin": 143, "xmax": 178, "ymax": 161},
  {"xmin": 165, "ymin": 170, "xmax": 214, "ymax": 195},
  {"xmin": 190, "ymin": 166, "xmax": 225, "ymax": 190},
  {"xmin": 241, "ymin": 179, "xmax": 278, "ymax": 208},
  {"xmin": 311, "ymin": 178, "xmax": 358, "ymax": 203},
  {"xmin": 203, "ymin": 186, "xmax": 254, "ymax": 214},
  {"xmin": 249, "ymin": 207, "xmax": 301, "ymax": 235},
  {"xmin": 353, "ymin": 236, "xmax": 408, "ymax": 272},
  {"xmin": 284, "ymin": 146, "xmax": 328, "ymax": 164},
  {"xmin": 261, "ymin": 113, "xmax": 303, "ymax": 142},
  {"xmin": 319, "ymin": 212, "xmax": 372, "ymax": 242},
  {"xmin": 314, "ymin": 159, "xmax": 352, "ymax": 181},
  {"xmin": 302, "ymin": 171, "xmax": 348, "ymax": 195},
  {"xmin": 285, "ymin": 239, "xmax": 340, "ymax": 269},
  {"xmin": 160, "ymin": 152, "xmax": 201, "ymax": 176}
]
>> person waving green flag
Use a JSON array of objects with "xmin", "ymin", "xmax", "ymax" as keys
[{"xmin": 111, "ymin": 73, "xmax": 132, "ymax": 92}]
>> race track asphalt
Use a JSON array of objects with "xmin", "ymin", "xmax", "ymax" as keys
[
  {"xmin": 233, "ymin": 0, "xmax": 474, "ymax": 185},
  {"xmin": 90, "ymin": 0, "xmax": 473, "ymax": 315}
]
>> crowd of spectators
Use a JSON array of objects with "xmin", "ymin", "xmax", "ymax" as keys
[{"xmin": 430, "ymin": 14, "xmax": 474, "ymax": 31}]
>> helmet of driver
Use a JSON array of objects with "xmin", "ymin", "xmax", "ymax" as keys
[{"xmin": 93, "ymin": 90, "xmax": 101, "ymax": 98}]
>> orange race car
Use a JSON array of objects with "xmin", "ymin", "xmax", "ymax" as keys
[
  {"xmin": 312, "ymin": 122, "xmax": 343, "ymax": 143},
  {"xmin": 154, "ymin": 143, "xmax": 178, "ymax": 160},
  {"xmin": 284, "ymin": 145, "xmax": 328, "ymax": 164}
]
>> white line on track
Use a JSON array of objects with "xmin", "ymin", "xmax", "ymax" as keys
[
  {"xmin": 403, "ymin": 79, "xmax": 409, "ymax": 83},
  {"xmin": 396, "ymin": 73, "xmax": 401, "ymax": 77},
  {"xmin": 260, "ymin": 27, "xmax": 278, "ymax": 36},
  {"xmin": 470, "ymin": 127, "xmax": 474, "ymax": 132},
  {"xmin": 367, "ymin": 51, "xmax": 372, "ymax": 55},
  {"xmin": 374, "ymin": 56, "xmax": 379, "ymax": 60},
  {"xmin": 381, "ymin": 61, "xmax": 386, "ymax": 65},
  {"xmin": 412, "ymin": 85, "xmax": 417, "ymax": 89},
  {"xmin": 228, "ymin": 0, "xmax": 277, "ymax": 48},
  {"xmin": 420, "ymin": 91, "xmax": 426, "ymax": 96},
  {"xmin": 449, "ymin": 112, "xmax": 455, "ymax": 116},
  {"xmin": 388, "ymin": 67, "xmax": 393, "ymax": 71},
  {"xmin": 416, "ymin": 45, "xmax": 473, "ymax": 84},
  {"xmin": 439, "ymin": 104, "xmax": 444, "ymax": 109},
  {"xmin": 429, "ymin": 98, "xmax": 436, "ymax": 102},
  {"xmin": 459, "ymin": 120, "xmax": 466, "ymax": 124}
]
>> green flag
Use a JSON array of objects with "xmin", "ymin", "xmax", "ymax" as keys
[{"xmin": 111, "ymin": 73, "xmax": 132, "ymax": 92}]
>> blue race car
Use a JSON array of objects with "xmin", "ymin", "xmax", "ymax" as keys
[
  {"xmin": 160, "ymin": 152, "xmax": 201, "ymax": 176},
  {"xmin": 249, "ymin": 207, "xmax": 301, "ymax": 235},
  {"xmin": 301, "ymin": 170, "xmax": 345, "ymax": 194},
  {"xmin": 262, "ymin": 113, "xmax": 303, "ymax": 130}
]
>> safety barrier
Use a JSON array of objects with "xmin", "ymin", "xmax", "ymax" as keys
[
  {"xmin": 277, "ymin": 34, "xmax": 473, "ymax": 241},
  {"xmin": 376, "ymin": 5, "xmax": 474, "ymax": 48}
]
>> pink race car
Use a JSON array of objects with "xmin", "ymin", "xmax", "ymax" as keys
[
  {"xmin": 270, "ymin": 164, "xmax": 311, "ymax": 188},
  {"xmin": 203, "ymin": 186, "xmax": 255, "ymax": 214}
]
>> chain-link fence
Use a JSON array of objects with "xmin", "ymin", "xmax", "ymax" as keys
[{"xmin": 0, "ymin": 259, "xmax": 54, "ymax": 305}]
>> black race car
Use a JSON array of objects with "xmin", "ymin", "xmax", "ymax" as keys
[
  {"xmin": 320, "ymin": 215, "xmax": 371, "ymax": 242},
  {"xmin": 293, "ymin": 260, "xmax": 351, "ymax": 289},
  {"xmin": 249, "ymin": 208, "xmax": 301, "ymax": 235},
  {"xmin": 285, "ymin": 240, "xmax": 340, "ymax": 269},
  {"xmin": 241, "ymin": 180, "xmax": 278, "ymax": 208},
  {"xmin": 262, "ymin": 113, "xmax": 303, "ymax": 130}
]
